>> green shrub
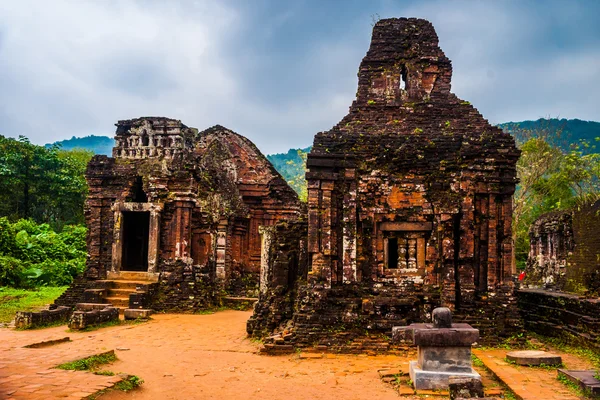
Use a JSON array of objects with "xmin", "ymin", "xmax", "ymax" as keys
[
  {"xmin": 0, "ymin": 256, "xmax": 25, "ymax": 287},
  {"xmin": 0, "ymin": 217, "xmax": 86, "ymax": 288}
]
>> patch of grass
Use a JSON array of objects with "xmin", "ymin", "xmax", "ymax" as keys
[
  {"xmin": 249, "ymin": 336, "xmax": 263, "ymax": 344},
  {"xmin": 94, "ymin": 370, "xmax": 115, "ymax": 376},
  {"xmin": 557, "ymin": 371, "xmax": 596, "ymax": 398},
  {"xmin": 503, "ymin": 389, "xmax": 518, "ymax": 400},
  {"xmin": 87, "ymin": 374, "xmax": 145, "ymax": 399},
  {"xmin": 195, "ymin": 306, "xmax": 228, "ymax": 315},
  {"xmin": 0, "ymin": 286, "xmax": 67, "ymax": 323},
  {"xmin": 56, "ymin": 351, "xmax": 116, "ymax": 371},
  {"xmin": 472, "ymin": 354, "xmax": 485, "ymax": 368},
  {"xmin": 114, "ymin": 375, "xmax": 144, "ymax": 392}
]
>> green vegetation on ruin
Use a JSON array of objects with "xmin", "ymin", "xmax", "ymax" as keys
[{"xmin": 0, "ymin": 286, "xmax": 67, "ymax": 323}]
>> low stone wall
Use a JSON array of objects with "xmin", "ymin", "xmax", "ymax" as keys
[
  {"xmin": 518, "ymin": 288, "xmax": 600, "ymax": 348},
  {"xmin": 14, "ymin": 306, "xmax": 71, "ymax": 329},
  {"xmin": 453, "ymin": 283, "xmax": 523, "ymax": 347},
  {"xmin": 68, "ymin": 304, "xmax": 119, "ymax": 330},
  {"xmin": 151, "ymin": 260, "xmax": 218, "ymax": 312}
]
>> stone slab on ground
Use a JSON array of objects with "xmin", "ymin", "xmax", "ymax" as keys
[
  {"xmin": 558, "ymin": 369, "xmax": 600, "ymax": 395},
  {"xmin": 506, "ymin": 350, "xmax": 562, "ymax": 366}
]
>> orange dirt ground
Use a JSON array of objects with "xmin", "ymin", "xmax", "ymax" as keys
[
  {"xmin": 2, "ymin": 310, "xmax": 594, "ymax": 400},
  {"xmin": 1, "ymin": 311, "xmax": 413, "ymax": 400}
]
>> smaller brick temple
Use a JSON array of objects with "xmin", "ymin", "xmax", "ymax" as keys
[
  {"xmin": 519, "ymin": 201, "xmax": 600, "ymax": 349},
  {"xmin": 54, "ymin": 117, "xmax": 301, "ymax": 312},
  {"xmin": 525, "ymin": 201, "xmax": 600, "ymax": 294},
  {"xmin": 248, "ymin": 17, "xmax": 522, "ymax": 350}
]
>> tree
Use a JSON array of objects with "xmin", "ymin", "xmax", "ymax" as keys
[
  {"xmin": 510, "ymin": 122, "xmax": 600, "ymax": 269},
  {"xmin": 0, "ymin": 135, "xmax": 92, "ymax": 229},
  {"xmin": 285, "ymin": 149, "xmax": 308, "ymax": 202}
]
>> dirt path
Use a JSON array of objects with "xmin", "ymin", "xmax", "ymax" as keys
[
  {"xmin": 2, "ymin": 311, "xmax": 406, "ymax": 400},
  {"xmin": 474, "ymin": 347, "xmax": 594, "ymax": 400}
]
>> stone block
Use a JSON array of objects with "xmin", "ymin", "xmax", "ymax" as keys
[
  {"xmin": 75, "ymin": 303, "xmax": 112, "ymax": 311},
  {"xmin": 418, "ymin": 346, "xmax": 473, "ymax": 373},
  {"xmin": 124, "ymin": 309, "xmax": 153, "ymax": 320},
  {"xmin": 14, "ymin": 306, "xmax": 71, "ymax": 329},
  {"xmin": 69, "ymin": 306, "xmax": 119, "ymax": 330},
  {"xmin": 448, "ymin": 376, "xmax": 484, "ymax": 399},
  {"xmin": 83, "ymin": 289, "xmax": 106, "ymax": 303},
  {"xmin": 558, "ymin": 369, "xmax": 600, "ymax": 395},
  {"xmin": 409, "ymin": 360, "xmax": 481, "ymax": 390},
  {"xmin": 414, "ymin": 325, "xmax": 479, "ymax": 347}
]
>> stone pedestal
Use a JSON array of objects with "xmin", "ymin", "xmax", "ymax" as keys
[{"xmin": 394, "ymin": 307, "xmax": 481, "ymax": 390}]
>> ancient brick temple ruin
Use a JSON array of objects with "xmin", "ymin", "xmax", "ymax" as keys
[
  {"xmin": 53, "ymin": 117, "xmax": 301, "ymax": 313},
  {"xmin": 519, "ymin": 200, "xmax": 600, "ymax": 348},
  {"xmin": 248, "ymin": 18, "xmax": 522, "ymax": 350},
  {"xmin": 525, "ymin": 201, "xmax": 600, "ymax": 293}
]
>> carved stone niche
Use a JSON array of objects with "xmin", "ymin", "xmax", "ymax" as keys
[
  {"xmin": 381, "ymin": 222, "xmax": 432, "ymax": 276},
  {"xmin": 110, "ymin": 202, "xmax": 163, "ymax": 280}
]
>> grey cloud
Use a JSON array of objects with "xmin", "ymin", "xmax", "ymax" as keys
[{"xmin": 0, "ymin": 0, "xmax": 598, "ymax": 154}]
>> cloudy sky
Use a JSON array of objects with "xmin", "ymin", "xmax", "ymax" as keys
[{"xmin": 1, "ymin": 0, "xmax": 599, "ymax": 154}]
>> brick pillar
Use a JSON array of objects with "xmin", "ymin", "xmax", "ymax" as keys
[
  {"xmin": 259, "ymin": 226, "xmax": 275, "ymax": 295},
  {"xmin": 342, "ymin": 169, "xmax": 358, "ymax": 283},
  {"xmin": 215, "ymin": 220, "xmax": 228, "ymax": 282},
  {"xmin": 147, "ymin": 206, "xmax": 161, "ymax": 274},
  {"xmin": 111, "ymin": 202, "xmax": 124, "ymax": 274},
  {"xmin": 172, "ymin": 200, "xmax": 194, "ymax": 261}
]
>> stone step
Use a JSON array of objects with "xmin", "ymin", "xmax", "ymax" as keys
[
  {"xmin": 107, "ymin": 271, "xmax": 158, "ymax": 282},
  {"xmin": 107, "ymin": 288, "xmax": 137, "ymax": 297},
  {"xmin": 110, "ymin": 280, "xmax": 151, "ymax": 290},
  {"xmin": 105, "ymin": 297, "xmax": 129, "ymax": 308}
]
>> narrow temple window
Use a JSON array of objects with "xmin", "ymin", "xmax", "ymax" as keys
[
  {"xmin": 132, "ymin": 176, "xmax": 148, "ymax": 202},
  {"xmin": 142, "ymin": 134, "xmax": 149, "ymax": 146},
  {"xmin": 399, "ymin": 66, "xmax": 407, "ymax": 91},
  {"xmin": 387, "ymin": 237, "xmax": 399, "ymax": 268},
  {"xmin": 385, "ymin": 233, "xmax": 426, "ymax": 270}
]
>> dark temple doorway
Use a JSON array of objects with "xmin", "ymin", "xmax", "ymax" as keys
[{"xmin": 122, "ymin": 211, "xmax": 150, "ymax": 271}]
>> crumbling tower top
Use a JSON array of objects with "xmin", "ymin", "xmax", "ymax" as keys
[
  {"xmin": 356, "ymin": 17, "xmax": 452, "ymax": 106},
  {"xmin": 113, "ymin": 117, "xmax": 197, "ymax": 159}
]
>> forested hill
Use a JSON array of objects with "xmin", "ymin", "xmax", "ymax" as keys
[
  {"xmin": 499, "ymin": 118, "xmax": 600, "ymax": 148},
  {"xmin": 48, "ymin": 135, "xmax": 114, "ymax": 155},
  {"xmin": 266, "ymin": 146, "xmax": 312, "ymax": 179},
  {"xmin": 266, "ymin": 146, "xmax": 312, "ymax": 200}
]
